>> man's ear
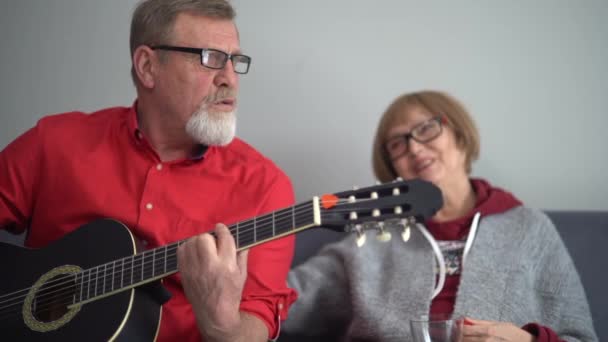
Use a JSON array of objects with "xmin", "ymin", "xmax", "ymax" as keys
[{"xmin": 132, "ymin": 45, "xmax": 157, "ymax": 89}]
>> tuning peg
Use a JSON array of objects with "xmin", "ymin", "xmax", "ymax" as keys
[
  {"xmin": 349, "ymin": 211, "xmax": 358, "ymax": 220},
  {"xmin": 371, "ymin": 191, "xmax": 378, "ymax": 199},
  {"xmin": 372, "ymin": 209, "xmax": 381, "ymax": 218},
  {"xmin": 354, "ymin": 224, "xmax": 366, "ymax": 248},
  {"xmin": 401, "ymin": 225, "xmax": 411, "ymax": 242},
  {"xmin": 348, "ymin": 195, "xmax": 356, "ymax": 203},
  {"xmin": 400, "ymin": 217, "xmax": 416, "ymax": 242},
  {"xmin": 394, "ymin": 206, "xmax": 403, "ymax": 214},
  {"xmin": 393, "ymin": 188, "xmax": 400, "ymax": 195},
  {"xmin": 375, "ymin": 222, "xmax": 392, "ymax": 242}
]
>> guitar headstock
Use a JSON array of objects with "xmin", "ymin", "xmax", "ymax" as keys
[{"xmin": 318, "ymin": 178, "xmax": 442, "ymax": 245}]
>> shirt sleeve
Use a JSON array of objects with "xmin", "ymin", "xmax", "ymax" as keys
[
  {"xmin": 0, "ymin": 124, "xmax": 42, "ymax": 233},
  {"xmin": 238, "ymin": 170, "xmax": 298, "ymax": 339}
]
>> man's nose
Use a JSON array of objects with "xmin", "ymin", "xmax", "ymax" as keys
[{"xmin": 214, "ymin": 59, "xmax": 238, "ymax": 89}]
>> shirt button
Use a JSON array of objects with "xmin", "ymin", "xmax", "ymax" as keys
[
  {"xmin": 156, "ymin": 164, "xmax": 163, "ymax": 171},
  {"xmin": 146, "ymin": 203, "xmax": 153, "ymax": 210}
]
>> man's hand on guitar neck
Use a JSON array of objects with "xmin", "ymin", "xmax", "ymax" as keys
[{"xmin": 178, "ymin": 224, "xmax": 268, "ymax": 342}]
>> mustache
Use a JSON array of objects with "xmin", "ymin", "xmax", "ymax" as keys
[{"xmin": 205, "ymin": 87, "xmax": 237, "ymax": 104}]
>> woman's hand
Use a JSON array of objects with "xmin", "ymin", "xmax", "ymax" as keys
[{"xmin": 462, "ymin": 318, "xmax": 535, "ymax": 342}]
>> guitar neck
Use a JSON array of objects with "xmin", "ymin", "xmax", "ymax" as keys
[{"xmin": 73, "ymin": 198, "xmax": 320, "ymax": 306}]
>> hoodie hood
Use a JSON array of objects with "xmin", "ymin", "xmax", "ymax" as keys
[{"xmin": 426, "ymin": 178, "xmax": 522, "ymax": 240}]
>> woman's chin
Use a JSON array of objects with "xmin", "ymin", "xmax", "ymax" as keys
[{"xmin": 416, "ymin": 170, "xmax": 443, "ymax": 186}]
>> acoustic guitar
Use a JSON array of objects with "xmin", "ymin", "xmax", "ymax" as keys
[{"xmin": 0, "ymin": 178, "xmax": 442, "ymax": 341}]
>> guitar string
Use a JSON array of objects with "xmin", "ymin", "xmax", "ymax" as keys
[
  {"xmin": 0, "ymin": 204, "xmax": 313, "ymax": 312},
  {"xmin": 0, "ymin": 195, "xmax": 391, "ymax": 306},
  {"xmin": 0, "ymin": 201, "xmax": 316, "ymax": 303},
  {"xmin": 0, "ymin": 217, "xmax": 410, "ymax": 322},
  {"xmin": 0, "ymin": 196, "xmax": 405, "ymax": 319},
  {"xmin": 0, "ymin": 206, "xmax": 310, "ymax": 312},
  {"xmin": 0, "ymin": 196, "xmax": 403, "ymax": 317},
  {"xmin": 0, "ymin": 208, "xmax": 383, "ymax": 321}
]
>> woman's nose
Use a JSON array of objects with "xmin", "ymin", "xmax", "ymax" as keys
[{"xmin": 407, "ymin": 138, "xmax": 424, "ymax": 156}]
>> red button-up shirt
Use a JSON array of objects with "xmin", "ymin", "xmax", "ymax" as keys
[{"xmin": 0, "ymin": 104, "xmax": 297, "ymax": 340}]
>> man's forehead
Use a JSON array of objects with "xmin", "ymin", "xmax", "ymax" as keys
[{"xmin": 172, "ymin": 14, "xmax": 240, "ymax": 51}]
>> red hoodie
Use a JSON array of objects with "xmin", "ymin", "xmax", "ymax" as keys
[{"xmin": 426, "ymin": 178, "xmax": 562, "ymax": 342}]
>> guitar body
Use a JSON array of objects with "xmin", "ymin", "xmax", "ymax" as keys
[{"xmin": 0, "ymin": 219, "xmax": 162, "ymax": 341}]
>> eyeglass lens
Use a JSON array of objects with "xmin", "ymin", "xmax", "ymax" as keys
[
  {"xmin": 203, "ymin": 50, "xmax": 250, "ymax": 74},
  {"xmin": 385, "ymin": 118, "xmax": 442, "ymax": 159}
]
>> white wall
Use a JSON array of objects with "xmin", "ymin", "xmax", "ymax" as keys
[{"xmin": 1, "ymin": 0, "xmax": 607, "ymax": 210}]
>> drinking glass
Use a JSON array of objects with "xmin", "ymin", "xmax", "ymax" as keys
[{"xmin": 410, "ymin": 314, "xmax": 463, "ymax": 342}]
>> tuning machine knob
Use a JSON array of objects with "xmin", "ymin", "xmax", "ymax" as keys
[
  {"xmin": 400, "ymin": 217, "xmax": 416, "ymax": 242},
  {"xmin": 354, "ymin": 224, "xmax": 366, "ymax": 248},
  {"xmin": 375, "ymin": 221, "xmax": 392, "ymax": 243}
]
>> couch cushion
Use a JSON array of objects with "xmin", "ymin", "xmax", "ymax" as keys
[{"xmin": 546, "ymin": 210, "xmax": 607, "ymax": 340}]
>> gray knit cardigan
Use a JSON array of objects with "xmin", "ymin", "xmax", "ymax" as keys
[{"xmin": 284, "ymin": 206, "xmax": 598, "ymax": 341}]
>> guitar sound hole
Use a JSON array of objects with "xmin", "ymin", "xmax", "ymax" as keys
[{"xmin": 33, "ymin": 274, "xmax": 76, "ymax": 322}]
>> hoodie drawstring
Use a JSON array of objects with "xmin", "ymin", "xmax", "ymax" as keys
[{"xmin": 417, "ymin": 211, "xmax": 481, "ymax": 300}]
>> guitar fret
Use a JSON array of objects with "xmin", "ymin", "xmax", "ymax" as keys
[
  {"xmin": 236, "ymin": 222, "xmax": 240, "ymax": 249},
  {"xmin": 164, "ymin": 246, "xmax": 167, "ymax": 274},
  {"xmin": 292, "ymin": 205, "xmax": 296, "ymax": 231},
  {"xmin": 140, "ymin": 253, "xmax": 144, "ymax": 282},
  {"xmin": 253, "ymin": 217, "xmax": 257, "ymax": 243},
  {"xmin": 79, "ymin": 272, "xmax": 84, "ymax": 303},
  {"xmin": 151, "ymin": 250, "xmax": 155, "ymax": 278},
  {"xmin": 110, "ymin": 261, "xmax": 115, "ymax": 292},
  {"xmin": 130, "ymin": 256, "xmax": 134, "ymax": 287},
  {"xmin": 272, "ymin": 211, "xmax": 275, "ymax": 236},
  {"xmin": 102, "ymin": 264, "xmax": 107, "ymax": 295},
  {"xmin": 86, "ymin": 269, "xmax": 91, "ymax": 300},
  {"xmin": 95, "ymin": 266, "xmax": 100, "ymax": 297}
]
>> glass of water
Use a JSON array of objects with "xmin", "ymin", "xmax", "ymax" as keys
[{"xmin": 410, "ymin": 314, "xmax": 463, "ymax": 342}]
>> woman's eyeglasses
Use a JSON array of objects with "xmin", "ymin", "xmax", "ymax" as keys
[{"xmin": 384, "ymin": 116, "xmax": 443, "ymax": 160}]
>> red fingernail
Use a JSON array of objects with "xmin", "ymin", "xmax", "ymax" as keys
[{"xmin": 463, "ymin": 318, "xmax": 474, "ymax": 326}]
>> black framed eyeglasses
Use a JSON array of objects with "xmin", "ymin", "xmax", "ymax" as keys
[
  {"xmin": 150, "ymin": 45, "xmax": 252, "ymax": 74},
  {"xmin": 384, "ymin": 116, "xmax": 444, "ymax": 160}
]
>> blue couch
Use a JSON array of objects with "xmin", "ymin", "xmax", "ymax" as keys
[{"xmin": 280, "ymin": 210, "xmax": 607, "ymax": 341}]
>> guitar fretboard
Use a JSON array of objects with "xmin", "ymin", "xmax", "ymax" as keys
[{"xmin": 71, "ymin": 200, "xmax": 319, "ymax": 306}]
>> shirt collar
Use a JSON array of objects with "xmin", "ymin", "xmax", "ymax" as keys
[{"xmin": 129, "ymin": 100, "xmax": 208, "ymax": 161}]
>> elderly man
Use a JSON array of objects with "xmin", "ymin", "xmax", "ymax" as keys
[{"xmin": 0, "ymin": 0, "xmax": 296, "ymax": 341}]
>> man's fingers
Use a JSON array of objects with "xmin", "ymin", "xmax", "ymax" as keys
[
  {"xmin": 215, "ymin": 223, "xmax": 237, "ymax": 261},
  {"xmin": 178, "ymin": 233, "xmax": 217, "ymax": 269},
  {"xmin": 237, "ymin": 249, "xmax": 249, "ymax": 276}
]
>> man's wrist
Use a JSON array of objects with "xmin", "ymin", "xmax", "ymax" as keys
[{"xmin": 199, "ymin": 311, "xmax": 268, "ymax": 342}]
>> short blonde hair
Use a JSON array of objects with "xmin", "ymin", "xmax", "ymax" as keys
[{"xmin": 372, "ymin": 90, "xmax": 480, "ymax": 182}]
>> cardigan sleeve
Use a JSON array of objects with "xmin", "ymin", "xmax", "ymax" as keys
[{"xmin": 283, "ymin": 239, "xmax": 353, "ymax": 336}]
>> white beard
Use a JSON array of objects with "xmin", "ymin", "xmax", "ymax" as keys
[{"xmin": 186, "ymin": 106, "xmax": 237, "ymax": 146}]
